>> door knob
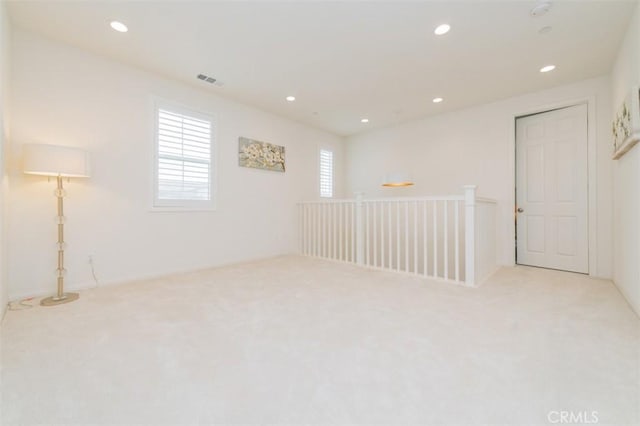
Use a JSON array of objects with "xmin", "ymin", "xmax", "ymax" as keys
[{"xmin": 517, "ymin": 208, "xmax": 524, "ymax": 213}]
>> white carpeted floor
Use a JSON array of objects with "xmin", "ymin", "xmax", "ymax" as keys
[{"xmin": 1, "ymin": 255, "xmax": 638, "ymax": 425}]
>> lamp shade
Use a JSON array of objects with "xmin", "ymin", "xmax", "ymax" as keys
[
  {"xmin": 382, "ymin": 172, "xmax": 414, "ymax": 187},
  {"xmin": 23, "ymin": 144, "xmax": 90, "ymax": 178}
]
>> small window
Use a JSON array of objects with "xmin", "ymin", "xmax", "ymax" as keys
[
  {"xmin": 319, "ymin": 149, "xmax": 334, "ymax": 198},
  {"xmin": 154, "ymin": 104, "xmax": 215, "ymax": 208}
]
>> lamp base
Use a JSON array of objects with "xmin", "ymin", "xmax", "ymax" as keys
[{"xmin": 40, "ymin": 292, "xmax": 79, "ymax": 306}]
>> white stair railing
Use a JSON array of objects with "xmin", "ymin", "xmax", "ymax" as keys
[{"xmin": 298, "ymin": 185, "xmax": 497, "ymax": 286}]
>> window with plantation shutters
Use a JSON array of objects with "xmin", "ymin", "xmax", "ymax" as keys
[
  {"xmin": 154, "ymin": 105, "xmax": 215, "ymax": 208},
  {"xmin": 319, "ymin": 149, "xmax": 334, "ymax": 198}
]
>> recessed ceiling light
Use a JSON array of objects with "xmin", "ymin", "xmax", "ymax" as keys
[
  {"xmin": 432, "ymin": 97, "xmax": 444, "ymax": 103},
  {"xmin": 286, "ymin": 96, "xmax": 296, "ymax": 102},
  {"xmin": 361, "ymin": 118, "xmax": 369, "ymax": 123},
  {"xmin": 540, "ymin": 65, "xmax": 556, "ymax": 73},
  {"xmin": 434, "ymin": 24, "xmax": 451, "ymax": 36},
  {"xmin": 110, "ymin": 21, "xmax": 128, "ymax": 33}
]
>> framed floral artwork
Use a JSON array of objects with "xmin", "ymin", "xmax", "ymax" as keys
[
  {"xmin": 238, "ymin": 137, "xmax": 285, "ymax": 172},
  {"xmin": 612, "ymin": 86, "xmax": 640, "ymax": 159}
]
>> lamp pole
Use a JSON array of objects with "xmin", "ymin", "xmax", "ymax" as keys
[{"xmin": 40, "ymin": 175, "xmax": 79, "ymax": 306}]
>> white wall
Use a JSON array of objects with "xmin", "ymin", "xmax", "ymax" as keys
[
  {"xmin": 8, "ymin": 29, "xmax": 344, "ymax": 300},
  {"xmin": 611, "ymin": 1, "xmax": 640, "ymax": 316},
  {"xmin": 346, "ymin": 76, "xmax": 613, "ymax": 278},
  {"xmin": 0, "ymin": 2, "xmax": 11, "ymax": 318}
]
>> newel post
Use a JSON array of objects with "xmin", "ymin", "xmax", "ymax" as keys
[
  {"xmin": 355, "ymin": 192, "xmax": 365, "ymax": 265},
  {"xmin": 464, "ymin": 185, "xmax": 477, "ymax": 286}
]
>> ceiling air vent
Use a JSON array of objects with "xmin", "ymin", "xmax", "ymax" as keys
[{"xmin": 196, "ymin": 74, "xmax": 224, "ymax": 86}]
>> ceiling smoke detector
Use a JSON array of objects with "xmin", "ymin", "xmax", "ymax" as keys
[
  {"xmin": 196, "ymin": 74, "xmax": 224, "ymax": 86},
  {"xmin": 530, "ymin": 2, "xmax": 552, "ymax": 17},
  {"xmin": 538, "ymin": 25, "xmax": 553, "ymax": 34}
]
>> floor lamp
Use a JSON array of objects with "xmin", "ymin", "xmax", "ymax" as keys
[{"xmin": 23, "ymin": 144, "xmax": 91, "ymax": 306}]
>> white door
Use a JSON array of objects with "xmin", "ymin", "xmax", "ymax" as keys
[{"xmin": 516, "ymin": 104, "xmax": 588, "ymax": 273}]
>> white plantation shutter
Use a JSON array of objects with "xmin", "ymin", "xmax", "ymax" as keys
[
  {"xmin": 155, "ymin": 106, "xmax": 214, "ymax": 207},
  {"xmin": 320, "ymin": 149, "xmax": 334, "ymax": 198}
]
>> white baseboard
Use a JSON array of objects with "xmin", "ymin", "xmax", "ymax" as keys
[{"xmin": 7, "ymin": 253, "xmax": 291, "ymax": 303}]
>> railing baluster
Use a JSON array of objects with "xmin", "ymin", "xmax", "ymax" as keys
[
  {"xmin": 433, "ymin": 201, "xmax": 438, "ymax": 278},
  {"xmin": 455, "ymin": 200, "xmax": 460, "ymax": 282},
  {"xmin": 346, "ymin": 203, "xmax": 350, "ymax": 262},
  {"xmin": 404, "ymin": 201, "xmax": 409, "ymax": 273},
  {"xmin": 356, "ymin": 194, "xmax": 364, "ymax": 265},
  {"xmin": 423, "ymin": 200, "xmax": 428, "ymax": 277},
  {"xmin": 323, "ymin": 204, "xmax": 328, "ymax": 258},
  {"xmin": 333, "ymin": 203, "xmax": 337, "ymax": 260},
  {"xmin": 464, "ymin": 185, "xmax": 477, "ymax": 285},
  {"xmin": 344, "ymin": 203, "xmax": 349, "ymax": 261},
  {"xmin": 338, "ymin": 203, "xmax": 342, "ymax": 261},
  {"xmin": 331, "ymin": 203, "xmax": 334, "ymax": 259},
  {"xmin": 444, "ymin": 201, "xmax": 449, "ymax": 281},
  {"xmin": 373, "ymin": 202, "xmax": 378, "ymax": 267},
  {"xmin": 307, "ymin": 205, "xmax": 311, "ymax": 256},
  {"xmin": 309, "ymin": 204, "xmax": 318, "ymax": 256},
  {"xmin": 380, "ymin": 201, "xmax": 385, "ymax": 269},
  {"xmin": 317, "ymin": 203, "xmax": 321, "ymax": 258},
  {"xmin": 301, "ymin": 205, "xmax": 305, "ymax": 255},
  {"xmin": 319, "ymin": 204, "xmax": 322, "ymax": 258},
  {"xmin": 388, "ymin": 202, "xmax": 392, "ymax": 269},
  {"xmin": 324, "ymin": 203, "xmax": 331, "ymax": 259},
  {"xmin": 327, "ymin": 203, "xmax": 335, "ymax": 259},
  {"xmin": 413, "ymin": 201, "xmax": 418, "ymax": 274},
  {"xmin": 396, "ymin": 201, "xmax": 400, "ymax": 272},
  {"xmin": 325, "ymin": 204, "xmax": 329, "ymax": 259},
  {"xmin": 298, "ymin": 205, "xmax": 302, "ymax": 254},
  {"xmin": 365, "ymin": 202, "xmax": 370, "ymax": 266},
  {"xmin": 327, "ymin": 203, "xmax": 332, "ymax": 259},
  {"xmin": 322, "ymin": 204, "xmax": 325, "ymax": 258},
  {"xmin": 328, "ymin": 203, "xmax": 332, "ymax": 259},
  {"xmin": 345, "ymin": 203, "xmax": 349, "ymax": 261},
  {"xmin": 351, "ymin": 202, "xmax": 356, "ymax": 263}
]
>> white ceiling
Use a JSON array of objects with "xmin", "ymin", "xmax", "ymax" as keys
[{"xmin": 6, "ymin": 0, "xmax": 637, "ymax": 136}]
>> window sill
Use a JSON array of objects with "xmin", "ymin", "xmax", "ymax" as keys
[{"xmin": 149, "ymin": 206, "xmax": 217, "ymax": 213}]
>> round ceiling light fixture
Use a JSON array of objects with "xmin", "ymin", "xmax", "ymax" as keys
[
  {"xmin": 110, "ymin": 21, "xmax": 128, "ymax": 33},
  {"xmin": 434, "ymin": 24, "xmax": 451, "ymax": 36},
  {"xmin": 540, "ymin": 64, "xmax": 556, "ymax": 73},
  {"xmin": 432, "ymin": 97, "xmax": 444, "ymax": 103},
  {"xmin": 361, "ymin": 118, "xmax": 369, "ymax": 123},
  {"xmin": 285, "ymin": 95, "xmax": 296, "ymax": 102}
]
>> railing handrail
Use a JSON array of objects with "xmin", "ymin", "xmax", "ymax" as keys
[
  {"xmin": 298, "ymin": 195, "xmax": 466, "ymax": 204},
  {"xmin": 297, "ymin": 199, "xmax": 358, "ymax": 205},
  {"xmin": 476, "ymin": 197, "xmax": 497, "ymax": 204}
]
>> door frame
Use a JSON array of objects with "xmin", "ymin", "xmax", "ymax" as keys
[{"xmin": 509, "ymin": 96, "xmax": 597, "ymax": 276}]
